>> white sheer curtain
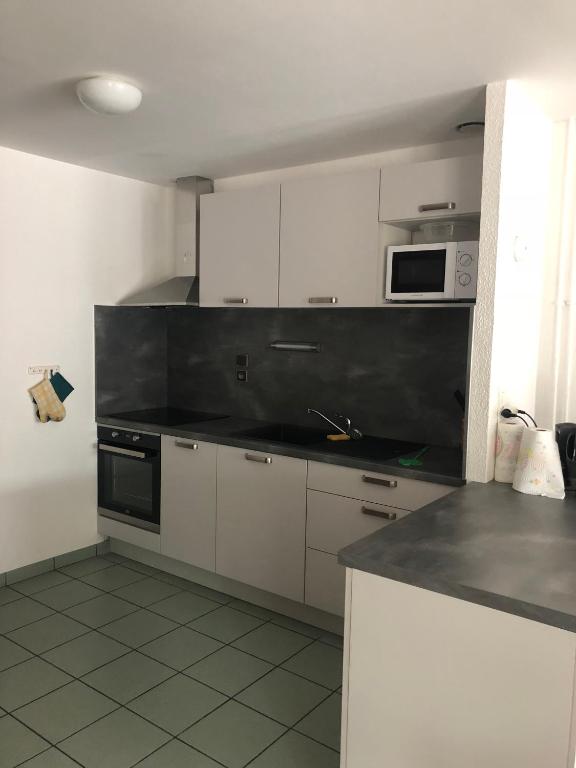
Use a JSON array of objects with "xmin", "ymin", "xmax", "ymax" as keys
[{"xmin": 536, "ymin": 118, "xmax": 576, "ymax": 428}]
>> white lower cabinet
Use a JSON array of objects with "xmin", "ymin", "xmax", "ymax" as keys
[
  {"xmin": 304, "ymin": 462, "xmax": 455, "ymax": 616},
  {"xmin": 160, "ymin": 436, "xmax": 218, "ymax": 571},
  {"xmin": 216, "ymin": 445, "xmax": 307, "ymax": 602},
  {"xmin": 305, "ymin": 548, "xmax": 346, "ymax": 616}
]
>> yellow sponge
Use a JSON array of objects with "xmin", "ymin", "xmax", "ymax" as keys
[{"xmin": 326, "ymin": 433, "xmax": 351, "ymax": 441}]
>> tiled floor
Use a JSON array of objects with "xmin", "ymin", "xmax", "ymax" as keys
[{"xmin": 0, "ymin": 554, "xmax": 343, "ymax": 767}]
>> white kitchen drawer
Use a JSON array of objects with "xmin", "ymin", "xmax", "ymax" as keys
[
  {"xmin": 307, "ymin": 461, "xmax": 454, "ymax": 511},
  {"xmin": 305, "ymin": 548, "xmax": 346, "ymax": 617},
  {"xmin": 307, "ymin": 489, "xmax": 411, "ymax": 556}
]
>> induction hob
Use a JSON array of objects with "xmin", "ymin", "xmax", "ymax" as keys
[{"xmin": 107, "ymin": 407, "xmax": 228, "ymax": 427}]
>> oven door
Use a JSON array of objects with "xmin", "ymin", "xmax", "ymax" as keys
[
  {"xmin": 385, "ymin": 243, "xmax": 456, "ymax": 300},
  {"xmin": 98, "ymin": 442, "xmax": 160, "ymax": 532}
]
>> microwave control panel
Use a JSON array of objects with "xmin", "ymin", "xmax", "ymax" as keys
[{"xmin": 454, "ymin": 241, "xmax": 479, "ymax": 300}]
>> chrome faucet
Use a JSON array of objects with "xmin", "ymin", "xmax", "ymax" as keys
[{"xmin": 307, "ymin": 409, "xmax": 363, "ymax": 440}]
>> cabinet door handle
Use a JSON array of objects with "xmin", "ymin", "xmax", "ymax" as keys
[
  {"xmin": 361, "ymin": 506, "xmax": 397, "ymax": 521},
  {"xmin": 245, "ymin": 453, "xmax": 272, "ymax": 464},
  {"xmin": 308, "ymin": 297, "xmax": 338, "ymax": 304},
  {"xmin": 361, "ymin": 475, "xmax": 398, "ymax": 488},
  {"xmin": 418, "ymin": 202, "xmax": 456, "ymax": 213},
  {"xmin": 175, "ymin": 441, "xmax": 198, "ymax": 450},
  {"xmin": 223, "ymin": 297, "xmax": 248, "ymax": 304}
]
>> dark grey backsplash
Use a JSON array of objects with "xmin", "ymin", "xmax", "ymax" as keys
[
  {"xmin": 95, "ymin": 306, "xmax": 469, "ymax": 448},
  {"xmin": 166, "ymin": 307, "xmax": 469, "ymax": 447},
  {"xmin": 95, "ymin": 306, "xmax": 167, "ymax": 415}
]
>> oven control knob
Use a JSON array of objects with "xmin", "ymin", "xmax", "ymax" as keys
[
  {"xmin": 111, "ymin": 431, "xmax": 119, "ymax": 438},
  {"xmin": 132, "ymin": 435, "xmax": 141, "ymax": 442},
  {"xmin": 458, "ymin": 272, "xmax": 472, "ymax": 286},
  {"xmin": 459, "ymin": 253, "xmax": 473, "ymax": 267}
]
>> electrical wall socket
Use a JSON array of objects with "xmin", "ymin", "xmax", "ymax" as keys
[{"xmin": 28, "ymin": 365, "xmax": 60, "ymax": 375}]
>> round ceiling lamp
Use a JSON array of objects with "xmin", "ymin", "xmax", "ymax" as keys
[{"xmin": 76, "ymin": 77, "xmax": 142, "ymax": 115}]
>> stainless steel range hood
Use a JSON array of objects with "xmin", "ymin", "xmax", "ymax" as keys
[{"xmin": 119, "ymin": 175, "xmax": 213, "ymax": 307}]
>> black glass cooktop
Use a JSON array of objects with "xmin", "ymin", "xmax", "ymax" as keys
[{"xmin": 108, "ymin": 407, "xmax": 228, "ymax": 427}]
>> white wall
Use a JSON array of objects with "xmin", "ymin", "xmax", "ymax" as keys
[
  {"xmin": 0, "ymin": 146, "xmax": 175, "ymax": 573},
  {"xmin": 467, "ymin": 81, "xmax": 553, "ymax": 481}
]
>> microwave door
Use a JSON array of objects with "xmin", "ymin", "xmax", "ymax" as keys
[{"xmin": 386, "ymin": 245, "xmax": 455, "ymax": 300}]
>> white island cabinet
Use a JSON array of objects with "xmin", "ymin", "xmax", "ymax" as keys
[{"xmin": 341, "ymin": 570, "xmax": 576, "ymax": 768}]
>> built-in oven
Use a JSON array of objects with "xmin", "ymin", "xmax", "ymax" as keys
[{"xmin": 97, "ymin": 426, "xmax": 161, "ymax": 533}]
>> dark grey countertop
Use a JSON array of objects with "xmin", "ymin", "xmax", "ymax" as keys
[
  {"xmin": 96, "ymin": 414, "xmax": 464, "ymax": 486},
  {"xmin": 339, "ymin": 482, "xmax": 576, "ymax": 632}
]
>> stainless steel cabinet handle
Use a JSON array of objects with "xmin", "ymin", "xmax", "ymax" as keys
[
  {"xmin": 418, "ymin": 202, "xmax": 456, "ymax": 213},
  {"xmin": 308, "ymin": 297, "xmax": 338, "ymax": 304},
  {"xmin": 361, "ymin": 506, "xmax": 397, "ymax": 521},
  {"xmin": 223, "ymin": 297, "xmax": 248, "ymax": 304},
  {"xmin": 361, "ymin": 475, "xmax": 398, "ymax": 488},
  {"xmin": 245, "ymin": 453, "xmax": 272, "ymax": 464},
  {"xmin": 175, "ymin": 441, "xmax": 198, "ymax": 450},
  {"xmin": 98, "ymin": 444, "xmax": 146, "ymax": 459}
]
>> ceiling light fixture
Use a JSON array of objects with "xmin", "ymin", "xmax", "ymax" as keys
[
  {"xmin": 455, "ymin": 121, "xmax": 485, "ymax": 134},
  {"xmin": 76, "ymin": 76, "xmax": 142, "ymax": 115}
]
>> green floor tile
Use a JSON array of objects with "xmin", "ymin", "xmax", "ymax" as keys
[
  {"xmin": 33, "ymin": 581, "xmax": 104, "ymax": 611},
  {"xmin": 127, "ymin": 673, "xmax": 226, "ymax": 735},
  {"xmin": 180, "ymin": 700, "xmax": 285, "ymax": 768},
  {"xmin": 80, "ymin": 565, "xmax": 146, "ymax": 591},
  {"xmin": 11, "ymin": 570, "xmax": 72, "ymax": 596},
  {"xmin": 99, "ymin": 608, "xmax": 178, "ymax": 647},
  {"xmin": 63, "ymin": 593, "xmax": 138, "ymax": 628},
  {"xmin": 0, "ymin": 657, "xmax": 72, "ymax": 711},
  {"xmin": 112, "ymin": 577, "xmax": 182, "ymax": 607},
  {"xmin": 0, "ymin": 635, "xmax": 33, "ymax": 672},
  {"xmin": 232, "ymin": 623, "xmax": 313, "ymax": 664},
  {"xmin": 0, "ymin": 596, "xmax": 53, "ymax": 633},
  {"xmin": 227, "ymin": 599, "xmax": 278, "ymax": 620},
  {"xmin": 0, "ymin": 587, "xmax": 21, "ymax": 607},
  {"xmin": 269, "ymin": 614, "xmax": 323, "ymax": 639},
  {"xmin": 295, "ymin": 692, "xmax": 342, "ymax": 750},
  {"xmin": 60, "ymin": 556, "xmax": 114, "ymax": 578},
  {"xmin": 17, "ymin": 746, "xmax": 79, "ymax": 766},
  {"xmin": 15, "ymin": 680, "xmax": 118, "ymax": 743},
  {"xmin": 140, "ymin": 626, "xmax": 222, "ymax": 670},
  {"xmin": 7, "ymin": 613, "xmax": 88, "ymax": 654},
  {"xmin": 281, "ymin": 641, "xmax": 343, "ymax": 689},
  {"xmin": 42, "ymin": 631, "xmax": 130, "ymax": 677},
  {"xmin": 248, "ymin": 730, "xmax": 339, "ymax": 768},
  {"xmin": 236, "ymin": 668, "xmax": 328, "ymax": 726},
  {"xmin": 189, "ymin": 606, "xmax": 264, "ymax": 643},
  {"xmin": 82, "ymin": 651, "xmax": 174, "ymax": 703},
  {"xmin": 150, "ymin": 592, "xmax": 220, "ymax": 624},
  {"xmin": 186, "ymin": 646, "xmax": 272, "ymax": 696},
  {"xmin": 19, "ymin": 747, "xmax": 78, "ymax": 768},
  {"xmin": 59, "ymin": 708, "xmax": 170, "ymax": 768},
  {"xmin": 0, "ymin": 715, "xmax": 49, "ymax": 768},
  {"xmin": 135, "ymin": 739, "xmax": 222, "ymax": 767}
]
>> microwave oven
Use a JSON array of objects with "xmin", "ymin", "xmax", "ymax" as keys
[{"xmin": 385, "ymin": 241, "xmax": 478, "ymax": 302}]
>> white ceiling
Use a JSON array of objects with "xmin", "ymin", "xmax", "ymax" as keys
[{"xmin": 0, "ymin": 0, "xmax": 575, "ymax": 184}]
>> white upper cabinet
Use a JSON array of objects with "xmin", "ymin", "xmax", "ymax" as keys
[
  {"xmin": 379, "ymin": 155, "xmax": 483, "ymax": 224},
  {"xmin": 279, "ymin": 169, "xmax": 380, "ymax": 307},
  {"xmin": 199, "ymin": 185, "xmax": 280, "ymax": 307}
]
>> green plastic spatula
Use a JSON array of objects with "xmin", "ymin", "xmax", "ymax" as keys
[{"xmin": 398, "ymin": 446, "xmax": 429, "ymax": 467}]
